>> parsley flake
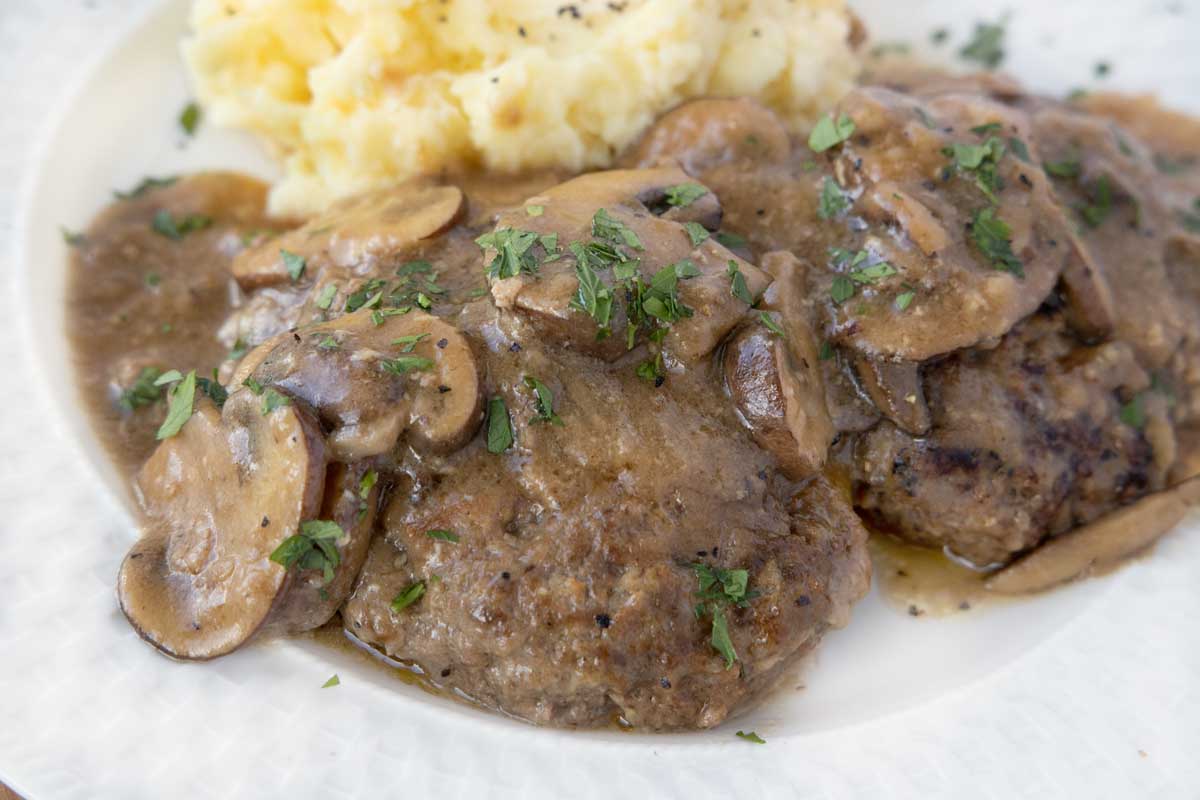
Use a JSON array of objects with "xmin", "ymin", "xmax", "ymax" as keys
[
  {"xmin": 759, "ymin": 312, "xmax": 786, "ymax": 337},
  {"xmin": 959, "ymin": 19, "xmax": 1006, "ymax": 69},
  {"xmin": 315, "ymin": 283, "xmax": 338, "ymax": 310},
  {"xmin": 179, "ymin": 102, "xmax": 202, "ymax": 136},
  {"xmin": 664, "ymin": 182, "xmax": 708, "ymax": 208},
  {"xmin": 592, "ymin": 208, "xmax": 643, "ymax": 250},
  {"xmin": 114, "ymin": 176, "xmax": 178, "ymax": 200},
  {"xmin": 426, "ymin": 529, "xmax": 460, "ymax": 543},
  {"xmin": 736, "ymin": 731, "xmax": 766, "ymax": 744},
  {"xmin": 818, "ymin": 178, "xmax": 850, "ymax": 219},
  {"xmin": 1119, "ymin": 394, "xmax": 1146, "ymax": 428},
  {"xmin": 727, "ymin": 261, "xmax": 754, "ymax": 305},
  {"xmin": 391, "ymin": 581, "xmax": 426, "ymax": 612},
  {"xmin": 151, "ymin": 210, "xmax": 212, "ymax": 240},
  {"xmin": 322, "ymin": 675, "xmax": 340, "ymax": 688},
  {"xmin": 486, "ymin": 396, "xmax": 514, "ymax": 453},
  {"xmin": 683, "ymin": 221, "xmax": 710, "ymax": 246},
  {"xmin": 969, "ymin": 207, "xmax": 1024, "ymax": 276},
  {"xmin": 281, "ymin": 249, "xmax": 306, "ymax": 281},
  {"xmin": 119, "ymin": 366, "xmax": 165, "ymax": 411},
  {"xmin": 524, "ymin": 375, "xmax": 564, "ymax": 426},
  {"xmin": 156, "ymin": 370, "xmax": 196, "ymax": 440},
  {"xmin": 808, "ymin": 113, "xmax": 856, "ymax": 153},
  {"xmin": 269, "ymin": 519, "xmax": 343, "ymax": 585},
  {"xmin": 260, "ymin": 387, "xmax": 291, "ymax": 415}
]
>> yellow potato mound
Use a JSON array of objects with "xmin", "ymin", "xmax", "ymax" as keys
[{"xmin": 185, "ymin": 0, "xmax": 860, "ymax": 217}]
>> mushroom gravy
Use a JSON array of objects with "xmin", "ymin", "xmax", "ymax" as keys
[{"xmin": 68, "ymin": 76, "xmax": 1200, "ymax": 728}]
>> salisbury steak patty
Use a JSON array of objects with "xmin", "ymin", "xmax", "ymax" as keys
[{"xmin": 342, "ymin": 303, "xmax": 870, "ymax": 729}]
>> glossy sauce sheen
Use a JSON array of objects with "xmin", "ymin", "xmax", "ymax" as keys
[{"xmin": 69, "ymin": 75, "xmax": 1200, "ymax": 727}]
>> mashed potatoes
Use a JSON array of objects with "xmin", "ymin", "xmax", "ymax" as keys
[{"xmin": 185, "ymin": 0, "xmax": 860, "ymax": 217}]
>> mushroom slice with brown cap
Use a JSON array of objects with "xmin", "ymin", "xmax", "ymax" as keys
[
  {"xmin": 232, "ymin": 183, "xmax": 465, "ymax": 289},
  {"xmin": 117, "ymin": 390, "xmax": 328, "ymax": 660},
  {"xmin": 814, "ymin": 88, "xmax": 1073, "ymax": 362},
  {"xmin": 724, "ymin": 252, "xmax": 833, "ymax": 479},
  {"xmin": 247, "ymin": 308, "xmax": 482, "ymax": 459},
  {"xmin": 485, "ymin": 167, "xmax": 770, "ymax": 364},
  {"xmin": 260, "ymin": 462, "xmax": 381, "ymax": 635},
  {"xmin": 621, "ymin": 97, "xmax": 791, "ymax": 174},
  {"xmin": 852, "ymin": 356, "xmax": 931, "ymax": 436},
  {"xmin": 986, "ymin": 477, "xmax": 1200, "ymax": 594}
]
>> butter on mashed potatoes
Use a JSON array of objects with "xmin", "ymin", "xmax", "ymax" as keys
[{"xmin": 185, "ymin": 0, "xmax": 860, "ymax": 217}]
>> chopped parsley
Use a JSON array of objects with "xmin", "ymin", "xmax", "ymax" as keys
[
  {"xmin": 486, "ymin": 396, "xmax": 514, "ymax": 453},
  {"xmin": 359, "ymin": 470, "xmax": 378, "ymax": 499},
  {"xmin": 736, "ymin": 731, "xmax": 766, "ymax": 744},
  {"xmin": 426, "ymin": 529, "xmax": 460, "ymax": 543},
  {"xmin": 476, "ymin": 227, "xmax": 545, "ymax": 279},
  {"xmin": 391, "ymin": 581, "xmax": 426, "ymax": 612},
  {"xmin": 155, "ymin": 370, "xmax": 196, "ymax": 440},
  {"xmin": 664, "ymin": 182, "xmax": 708, "ymax": 208},
  {"xmin": 895, "ymin": 289, "xmax": 916, "ymax": 311},
  {"xmin": 759, "ymin": 312, "xmax": 785, "ymax": 337},
  {"xmin": 849, "ymin": 262, "xmax": 898, "ymax": 284},
  {"xmin": 371, "ymin": 307, "xmax": 411, "ymax": 326},
  {"xmin": 315, "ymin": 283, "xmax": 338, "ymax": 310},
  {"xmin": 197, "ymin": 371, "xmax": 228, "ymax": 407},
  {"xmin": 151, "ymin": 209, "xmax": 212, "ymax": 240},
  {"xmin": 144, "ymin": 271, "xmax": 161, "ymax": 288},
  {"xmin": 691, "ymin": 562, "xmax": 754, "ymax": 669},
  {"xmin": 322, "ymin": 675, "xmax": 340, "ymax": 688},
  {"xmin": 818, "ymin": 340, "xmax": 835, "ymax": 360},
  {"xmin": 345, "ymin": 278, "xmax": 387, "ymax": 313},
  {"xmin": 818, "ymin": 178, "xmax": 850, "ymax": 219},
  {"xmin": 392, "ymin": 333, "xmax": 430, "ymax": 353},
  {"xmin": 60, "ymin": 227, "xmax": 85, "ymax": 247},
  {"xmin": 808, "ymin": 113, "xmax": 856, "ymax": 153},
  {"xmin": 1008, "ymin": 137, "xmax": 1032, "ymax": 164},
  {"xmin": 119, "ymin": 366, "xmax": 165, "ymax": 411},
  {"xmin": 568, "ymin": 242, "xmax": 615, "ymax": 336},
  {"xmin": 830, "ymin": 275, "xmax": 855, "ymax": 304},
  {"xmin": 114, "ymin": 175, "xmax": 178, "ymax": 200},
  {"xmin": 943, "ymin": 136, "xmax": 1006, "ymax": 201},
  {"xmin": 1076, "ymin": 175, "xmax": 1113, "ymax": 229},
  {"xmin": 1119, "ymin": 394, "xmax": 1146, "ymax": 429},
  {"xmin": 315, "ymin": 335, "xmax": 340, "ymax": 351},
  {"xmin": 524, "ymin": 375, "xmax": 564, "ymax": 426},
  {"xmin": 959, "ymin": 19, "xmax": 1006, "ymax": 69},
  {"xmin": 592, "ymin": 208, "xmax": 643, "ymax": 250},
  {"xmin": 260, "ymin": 387, "xmax": 291, "ymax": 415},
  {"xmin": 1044, "ymin": 157, "xmax": 1082, "ymax": 179},
  {"xmin": 269, "ymin": 519, "xmax": 344, "ymax": 585},
  {"xmin": 243, "ymin": 376, "xmax": 265, "ymax": 395},
  {"xmin": 635, "ymin": 352, "xmax": 666, "ymax": 386},
  {"xmin": 683, "ymin": 221, "xmax": 710, "ymax": 246},
  {"xmin": 179, "ymin": 102, "xmax": 202, "ymax": 136},
  {"xmin": 525, "ymin": 204, "xmax": 544, "ymax": 217},
  {"xmin": 969, "ymin": 207, "xmax": 1024, "ymax": 276},
  {"xmin": 727, "ymin": 260, "xmax": 754, "ymax": 305},
  {"xmin": 281, "ymin": 249, "xmax": 306, "ymax": 282},
  {"xmin": 380, "ymin": 355, "xmax": 434, "ymax": 375},
  {"xmin": 714, "ymin": 231, "xmax": 747, "ymax": 250}
]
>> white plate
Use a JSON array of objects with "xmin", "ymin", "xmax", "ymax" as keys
[{"xmin": 2, "ymin": 1, "xmax": 1199, "ymax": 797}]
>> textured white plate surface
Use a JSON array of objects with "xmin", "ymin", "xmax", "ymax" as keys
[{"xmin": 1, "ymin": 1, "xmax": 1198, "ymax": 797}]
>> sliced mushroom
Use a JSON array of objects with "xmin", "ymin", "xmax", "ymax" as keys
[
  {"xmin": 260, "ymin": 462, "xmax": 380, "ymax": 635},
  {"xmin": 724, "ymin": 253, "xmax": 833, "ymax": 480},
  {"xmin": 487, "ymin": 167, "xmax": 770, "ymax": 364},
  {"xmin": 1059, "ymin": 233, "xmax": 1116, "ymax": 341},
  {"xmin": 986, "ymin": 477, "xmax": 1200, "ymax": 594},
  {"xmin": 852, "ymin": 356, "xmax": 930, "ymax": 436},
  {"xmin": 621, "ymin": 97, "xmax": 791, "ymax": 173},
  {"xmin": 724, "ymin": 320, "xmax": 832, "ymax": 479},
  {"xmin": 814, "ymin": 88, "xmax": 1074, "ymax": 362},
  {"xmin": 232, "ymin": 183, "xmax": 465, "ymax": 289},
  {"xmin": 247, "ymin": 309, "xmax": 482, "ymax": 459},
  {"xmin": 117, "ymin": 390, "xmax": 328, "ymax": 660}
]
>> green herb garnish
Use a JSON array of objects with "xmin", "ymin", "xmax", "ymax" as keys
[
  {"xmin": 426, "ymin": 529, "xmax": 460, "ymax": 543},
  {"xmin": 691, "ymin": 562, "xmax": 753, "ymax": 669},
  {"xmin": 969, "ymin": 207, "xmax": 1024, "ymax": 276},
  {"xmin": 381, "ymin": 356, "xmax": 434, "ymax": 375},
  {"xmin": 568, "ymin": 242, "xmax": 615, "ymax": 336},
  {"xmin": 151, "ymin": 210, "xmax": 212, "ymax": 240},
  {"xmin": 727, "ymin": 260, "xmax": 753, "ymax": 305},
  {"xmin": 156, "ymin": 369, "xmax": 196, "ymax": 440},
  {"xmin": 683, "ymin": 221, "xmax": 710, "ymax": 246},
  {"xmin": 664, "ymin": 182, "xmax": 708, "ymax": 208},
  {"xmin": 759, "ymin": 312, "xmax": 785, "ymax": 337},
  {"xmin": 119, "ymin": 366, "xmax": 165, "ymax": 411},
  {"xmin": 260, "ymin": 387, "xmax": 291, "ymax": 415},
  {"xmin": 476, "ymin": 227, "xmax": 544, "ymax": 279},
  {"xmin": 486, "ymin": 396, "xmax": 514, "ymax": 453},
  {"xmin": 179, "ymin": 102, "xmax": 202, "ymax": 136},
  {"xmin": 714, "ymin": 231, "xmax": 747, "ymax": 250},
  {"xmin": 808, "ymin": 113, "xmax": 856, "ymax": 153},
  {"xmin": 1119, "ymin": 394, "xmax": 1146, "ymax": 429},
  {"xmin": 736, "ymin": 731, "xmax": 766, "ymax": 744},
  {"xmin": 818, "ymin": 178, "xmax": 850, "ymax": 219},
  {"xmin": 269, "ymin": 519, "xmax": 343, "ymax": 585},
  {"xmin": 114, "ymin": 176, "xmax": 178, "ymax": 200},
  {"xmin": 391, "ymin": 581, "xmax": 426, "ymax": 612},
  {"xmin": 281, "ymin": 249, "xmax": 306, "ymax": 281},
  {"xmin": 525, "ymin": 204, "xmax": 544, "ymax": 217},
  {"xmin": 315, "ymin": 283, "xmax": 337, "ymax": 310},
  {"xmin": 523, "ymin": 375, "xmax": 564, "ymax": 426},
  {"xmin": 1076, "ymin": 175, "xmax": 1113, "ymax": 229},
  {"xmin": 392, "ymin": 333, "xmax": 430, "ymax": 353},
  {"xmin": 322, "ymin": 675, "xmax": 340, "ymax": 688},
  {"xmin": 959, "ymin": 19, "xmax": 1006, "ymax": 69}
]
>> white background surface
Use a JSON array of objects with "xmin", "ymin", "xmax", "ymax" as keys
[{"xmin": 1, "ymin": 1, "xmax": 1198, "ymax": 798}]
